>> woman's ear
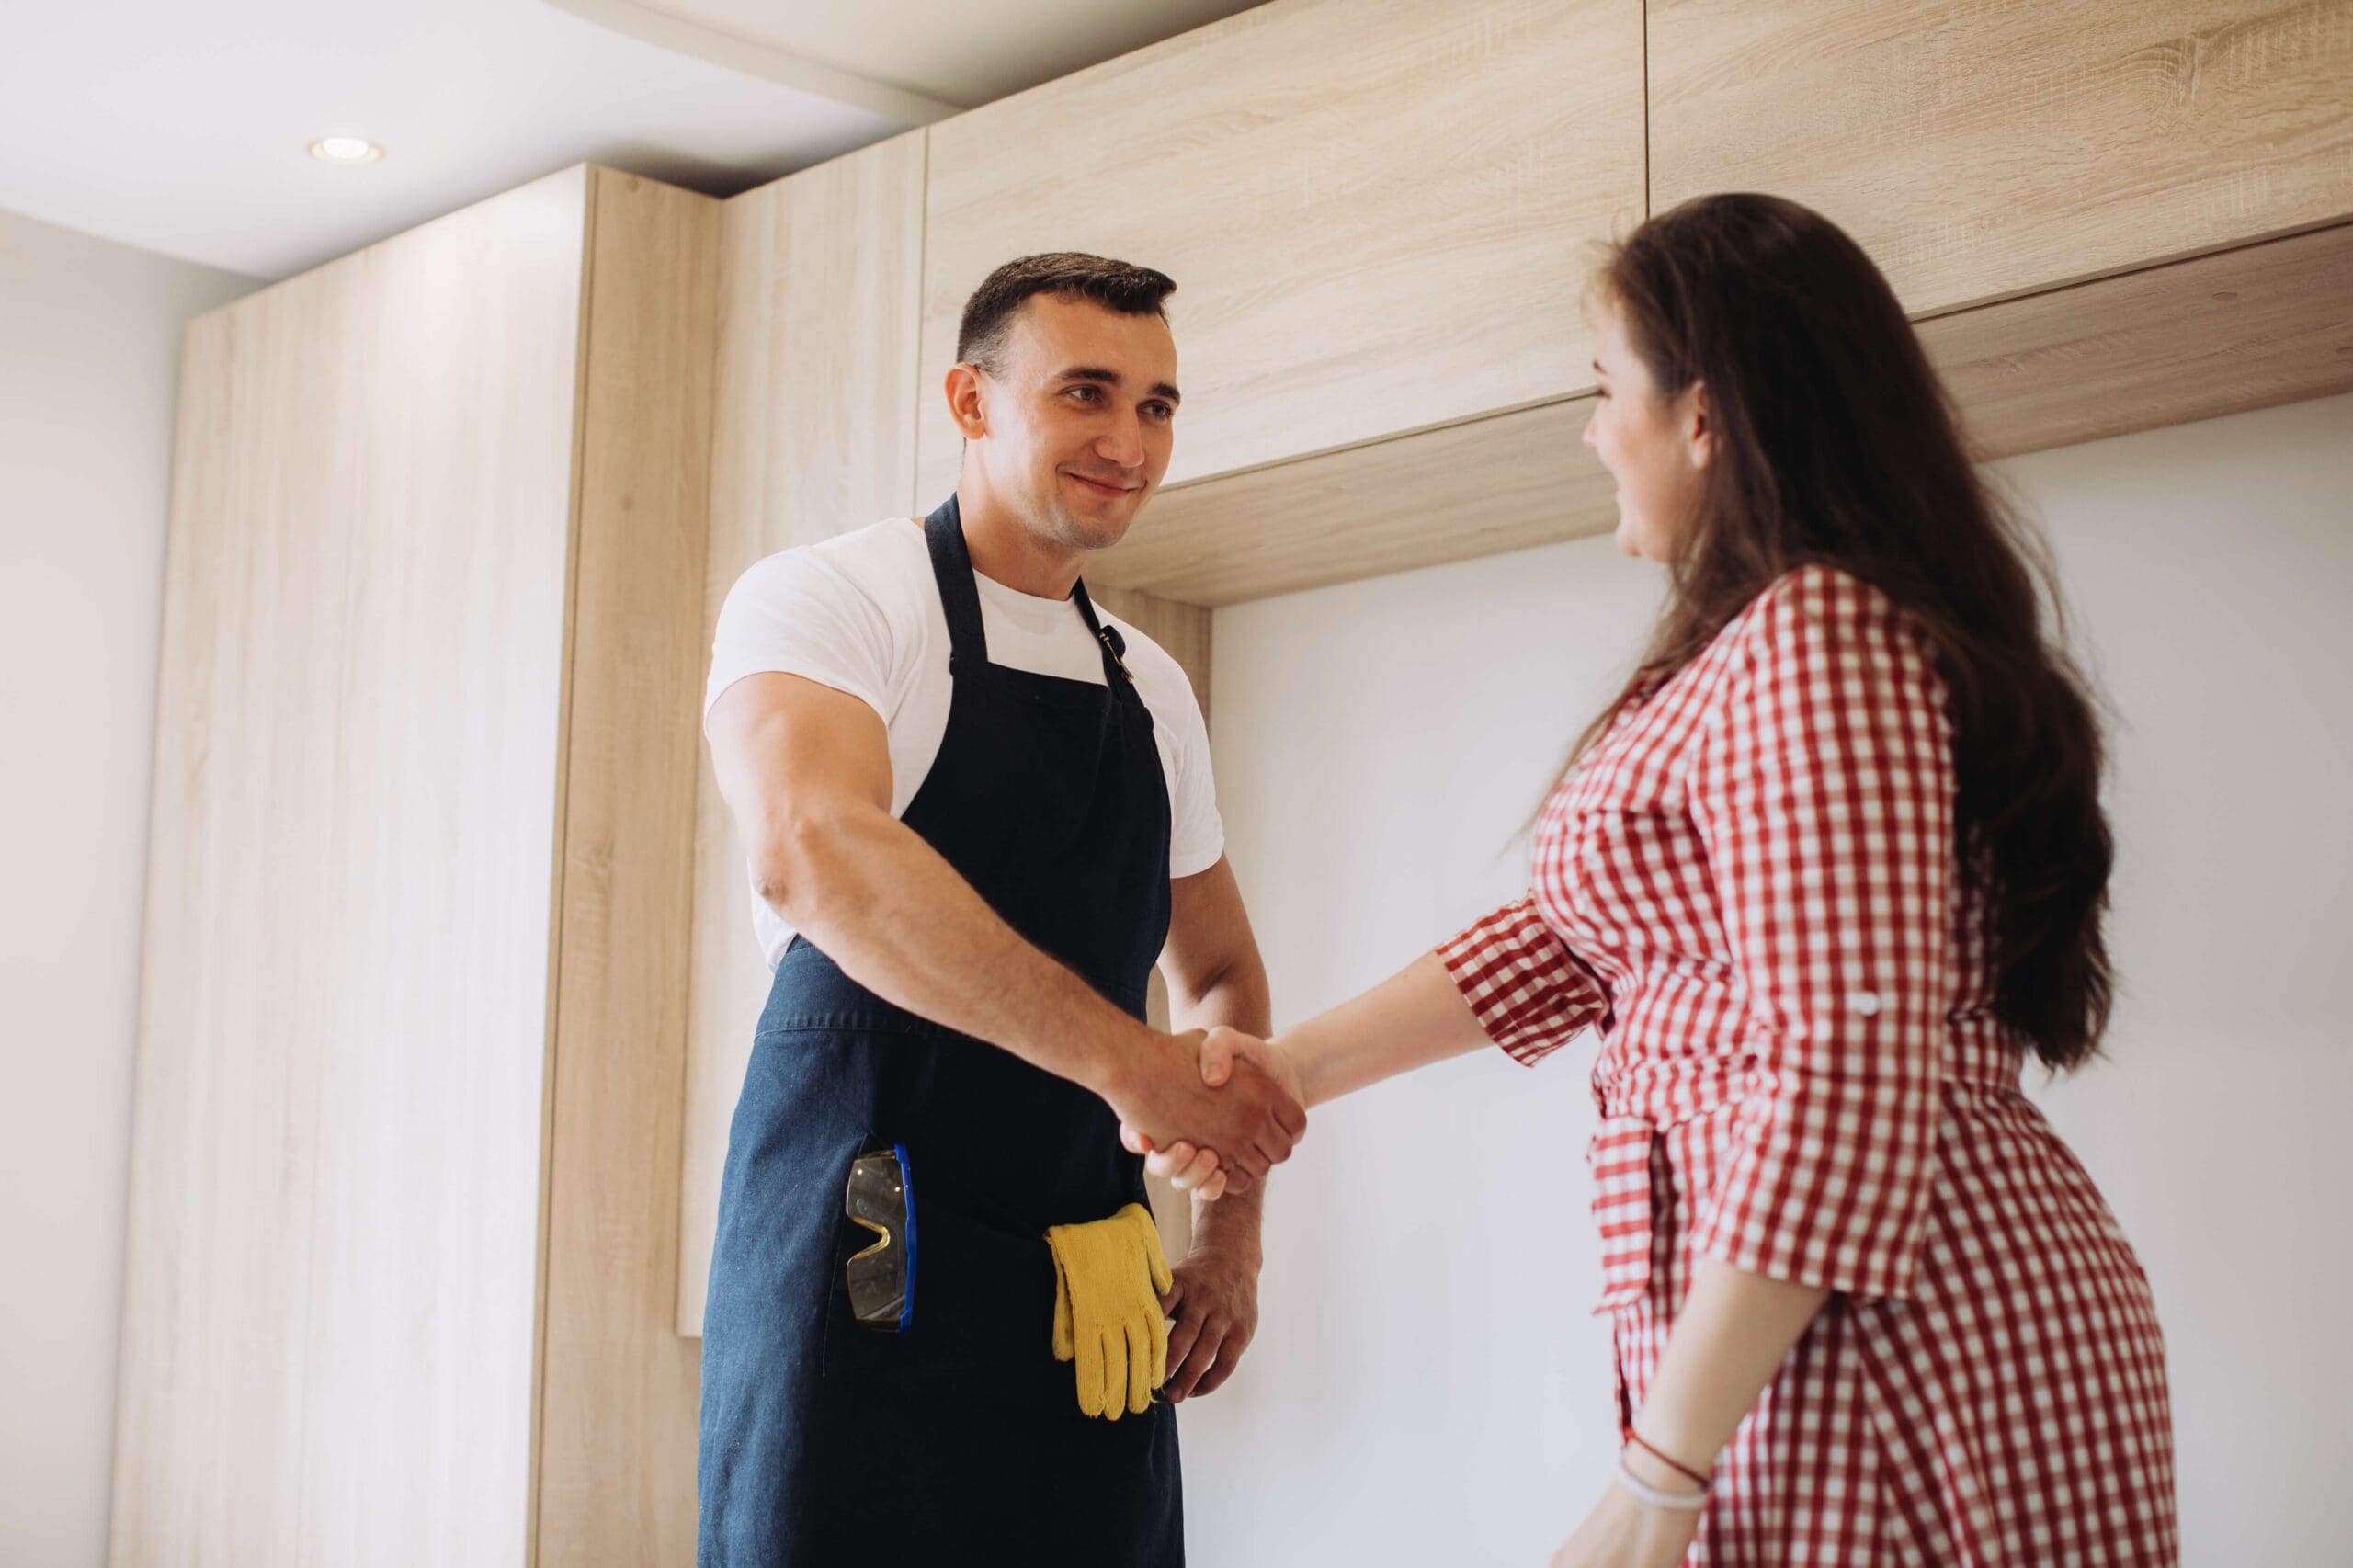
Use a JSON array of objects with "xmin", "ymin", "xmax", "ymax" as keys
[{"xmin": 1683, "ymin": 380, "xmax": 1713, "ymax": 472}]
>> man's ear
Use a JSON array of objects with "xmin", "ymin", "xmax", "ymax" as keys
[
  {"xmin": 1684, "ymin": 380, "xmax": 1713, "ymax": 472},
  {"xmin": 945, "ymin": 363, "xmax": 989, "ymax": 441}
]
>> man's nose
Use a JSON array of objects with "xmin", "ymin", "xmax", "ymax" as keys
[{"xmin": 1097, "ymin": 408, "xmax": 1144, "ymax": 468}]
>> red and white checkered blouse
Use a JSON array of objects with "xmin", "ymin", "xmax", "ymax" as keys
[{"xmin": 1439, "ymin": 566, "xmax": 2176, "ymax": 1565}]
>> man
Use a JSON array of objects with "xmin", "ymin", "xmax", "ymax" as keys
[{"xmin": 695, "ymin": 253, "xmax": 1302, "ymax": 1567}]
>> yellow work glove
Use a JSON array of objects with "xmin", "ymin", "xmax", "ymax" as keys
[{"xmin": 1045, "ymin": 1202, "xmax": 1173, "ymax": 1420}]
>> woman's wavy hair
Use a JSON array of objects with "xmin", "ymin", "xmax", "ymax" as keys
[{"xmin": 1564, "ymin": 192, "xmax": 2114, "ymax": 1072}]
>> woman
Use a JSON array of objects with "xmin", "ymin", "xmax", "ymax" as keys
[{"xmin": 1130, "ymin": 194, "xmax": 2177, "ymax": 1564}]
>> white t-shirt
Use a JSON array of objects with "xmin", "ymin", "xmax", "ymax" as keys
[{"xmin": 705, "ymin": 517, "xmax": 1225, "ymax": 970}]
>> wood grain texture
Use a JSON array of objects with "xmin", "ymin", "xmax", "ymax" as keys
[
  {"xmin": 915, "ymin": 0, "xmax": 1645, "ymax": 498},
  {"xmin": 1650, "ymin": 0, "xmax": 2353, "ymax": 317},
  {"xmin": 1087, "ymin": 396, "xmax": 1617, "ymax": 608},
  {"xmin": 679, "ymin": 132, "xmax": 927, "ymax": 1334},
  {"xmin": 110, "ymin": 168, "xmax": 591, "ymax": 1568},
  {"xmin": 531, "ymin": 167, "xmax": 718, "ymax": 1568},
  {"xmin": 1927, "ymin": 218, "xmax": 2353, "ymax": 459}
]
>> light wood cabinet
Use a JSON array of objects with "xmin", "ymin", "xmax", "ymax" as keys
[
  {"xmin": 1649, "ymin": 0, "xmax": 2353, "ymax": 318},
  {"xmin": 1092, "ymin": 395, "xmax": 1612, "ymax": 606},
  {"xmin": 1071, "ymin": 0, "xmax": 2353, "ymax": 608},
  {"xmin": 1922, "ymin": 218, "xmax": 2353, "ymax": 459},
  {"xmin": 112, "ymin": 165, "xmax": 714, "ymax": 1568},
  {"xmin": 915, "ymin": 0, "xmax": 1646, "ymax": 498}
]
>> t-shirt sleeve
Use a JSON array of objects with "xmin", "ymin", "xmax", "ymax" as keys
[
  {"xmin": 1115, "ymin": 630, "xmax": 1222, "ymax": 881},
  {"xmin": 1164, "ymin": 672, "xmax": 1225, "ymax": 880},
  {"xmin": 704, "ymin": 548, "xmax": 898, "ymax": 722}
]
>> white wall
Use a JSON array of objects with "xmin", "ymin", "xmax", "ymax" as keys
[
  {"xmin": 0, "ymin": 209, "xmax": 251, "ymax": 1566},
  {"xmin": 1182, "ymin": 392, "xmax": 2353, "ymax": 1566}
]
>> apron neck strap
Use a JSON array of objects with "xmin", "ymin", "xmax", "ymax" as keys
[
  {"xmin": 923, "ymin": 494, "xmax": 1138, "ymax": 691},
  {"xmin": 923, "ymin": 494, "xmax": 989, "ymax": 666},
  {"xmin": 1068, "ymin": 578, "xmax": 1136, "ymax": 691}
]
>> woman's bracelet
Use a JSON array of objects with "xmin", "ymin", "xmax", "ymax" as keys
[
  {"xmin": 1626, "ymin": 1428, "xmax": 1712, "ymax": 1490},
  {"xmin": 1612, "ymin": 1453, "xmax": 1709, "ymax": 1514}
]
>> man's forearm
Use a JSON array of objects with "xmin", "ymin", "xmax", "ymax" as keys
[{"xmin": 771, "ymin": 805, "xmax": 1148, "ymax": 1096}]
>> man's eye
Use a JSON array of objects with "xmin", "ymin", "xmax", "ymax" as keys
[
  {"xmin": 1145, "ymin": 403, "xmax": 1173, "ymax": 420},
  {"xmin": 1068, "ymin": 385, "xmax": 1100, "ymax": 403}
]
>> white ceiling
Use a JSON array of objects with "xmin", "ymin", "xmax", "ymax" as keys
[
  {"xmin": 0, "ymin": 0, "xmax": 1263, "ymax": 281},
  {"xmin": 572, "ymin": 0, "xmax": 1265, "ymax": 108}
]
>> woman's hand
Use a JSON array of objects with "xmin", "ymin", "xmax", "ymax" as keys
[
  {"xmin": 1118, "ymin": 1028, "xmax": 1303, "ymax": 1200},
  {"xmin": 1548, "ymin": 1476, "xmax": 1701, "ymax": 1567}
]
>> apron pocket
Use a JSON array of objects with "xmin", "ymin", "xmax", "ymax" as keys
[{"xmin": 1586, "ymin": 1115, "xmax": 1656, "ymax": 1314}]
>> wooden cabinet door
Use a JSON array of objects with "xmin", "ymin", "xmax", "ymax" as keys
[
  {"xmin": 113, "ymin": 169, "xmax": 588, "ymax": 1568},
  {"xmin": 916, "ymin": 0, "xmax": 1645, "ymax": 499},
  {"xmin": 115, "ymin": 165, "xmax": 718, "ymax": 1568},
  {"xmin": 1649, "ymin": 0, "xmax": 2353, "ymax": 317}
]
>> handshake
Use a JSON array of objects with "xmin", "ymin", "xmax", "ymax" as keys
[{"xmin": 1104, "ymin": 1026, "xmax": 1307, "ymax": 1200}]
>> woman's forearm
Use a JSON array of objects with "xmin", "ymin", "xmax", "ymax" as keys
[
  {"xmin": 1279, "ymin": 951, "xmax": 1495, "ymax": 1107},
  {"xmin": 1628, "ymin": 1257, "xmax": 1831, "ymax": 1474}
]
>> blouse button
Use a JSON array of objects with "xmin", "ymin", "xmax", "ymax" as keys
[{"xmin": 1852, "ymin": 991, "xmax": 1883, "ymax": 1017}]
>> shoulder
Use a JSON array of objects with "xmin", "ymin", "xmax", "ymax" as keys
[
  {"xmin": 1728, "ymin": 563, "xmax": 1927, "ymax": 659},
  {"xmin": 1747, "ymin": 562, "xmax": 1896, "ymax": 623},
  {"xmin": 1712, "ymin": 555, "xmax": 1948, "ymax": 720},
  {"xmin": 726, "ymin": 517, "xmax": 928, "ymax": 607}
]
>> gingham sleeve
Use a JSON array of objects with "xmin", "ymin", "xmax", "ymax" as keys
[
  {"xmin": 1688, "ymin": 567, "xmax": 1953, "ymax": 1299},
  {"xmin": 1436, "ymin": 896, "xmax": 1609, "ymax": 1066}
]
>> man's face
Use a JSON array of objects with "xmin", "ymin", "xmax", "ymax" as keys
[{"xmin": 964, "ymin": 294, "xmax": 1180, "ymax": 553}]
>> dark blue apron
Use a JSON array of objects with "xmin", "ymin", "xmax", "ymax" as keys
[{"xmin": 697, "ymin": 495, "xmax": 1182, "ymax": 1566}]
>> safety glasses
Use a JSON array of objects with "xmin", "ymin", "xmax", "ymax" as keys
[{"xmin": 844, "ymin": 1144, "xmax": 915, "ymax": 1334}]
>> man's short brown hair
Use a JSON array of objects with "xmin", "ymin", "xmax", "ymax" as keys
[{"xmin": 956, "ymin": 253, "xmax": 1176, "ymax": 377}]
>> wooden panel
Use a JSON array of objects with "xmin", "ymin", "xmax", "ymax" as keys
[
  {"xmin": 1650, "ymin": 0, "xmax": 2353, "ymax": 318},
  {"xmin": 111, "ymin": 169, "xmax": 590, "ymax": 1567},
  {"xmin": 1927, "ymin": 219, "xmax": 2353, "ymax": 460},
  {"xmin": 1091, "ymin": 395, "xmax": 1616, "ymax": 607},
  {"xmin": 532, "ymin": 169, "xmax": 718, "ymax": 1568},
  {"xmin": 916, "ymin": 0, "xmax": 1645, "ymax": 498},
  {"xmin": 680, "ymin": 131, "xmax": 927, "ymax": 1334}
]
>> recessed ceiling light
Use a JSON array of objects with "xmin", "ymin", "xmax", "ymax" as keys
[{"xmin": 309, "ymin": 137, "xmax": 384, "ymax": 165}]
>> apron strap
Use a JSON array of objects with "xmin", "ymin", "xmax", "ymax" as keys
[
  {"xmin": 1069, "ymin": 578, "xmax": 1139, "ymax": 694},
  {"xmin": 922, "ymin": 494, "xmax": 990, "ymax": 668},
  {"xmin": 926, "ymin": 493, "xmax": 1142, "ymax": 695}
]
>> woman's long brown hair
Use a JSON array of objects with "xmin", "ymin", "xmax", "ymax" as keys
[{"xmin": 1563, "ymin": 193, "xmax": 2113, "ymax": 1072}]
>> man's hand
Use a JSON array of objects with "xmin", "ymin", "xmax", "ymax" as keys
[
  {"xmin": 1158, "ymin": 1241, "xmax": 1262, "ymax": 1402},
  {"xmin": 1102, "ymin": 1028, "xmax": 1305, "ymax": 1192},
  {"xmin": 1119, "ymin": 1028, "xmax": 1305, "ymax": 1199}
]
